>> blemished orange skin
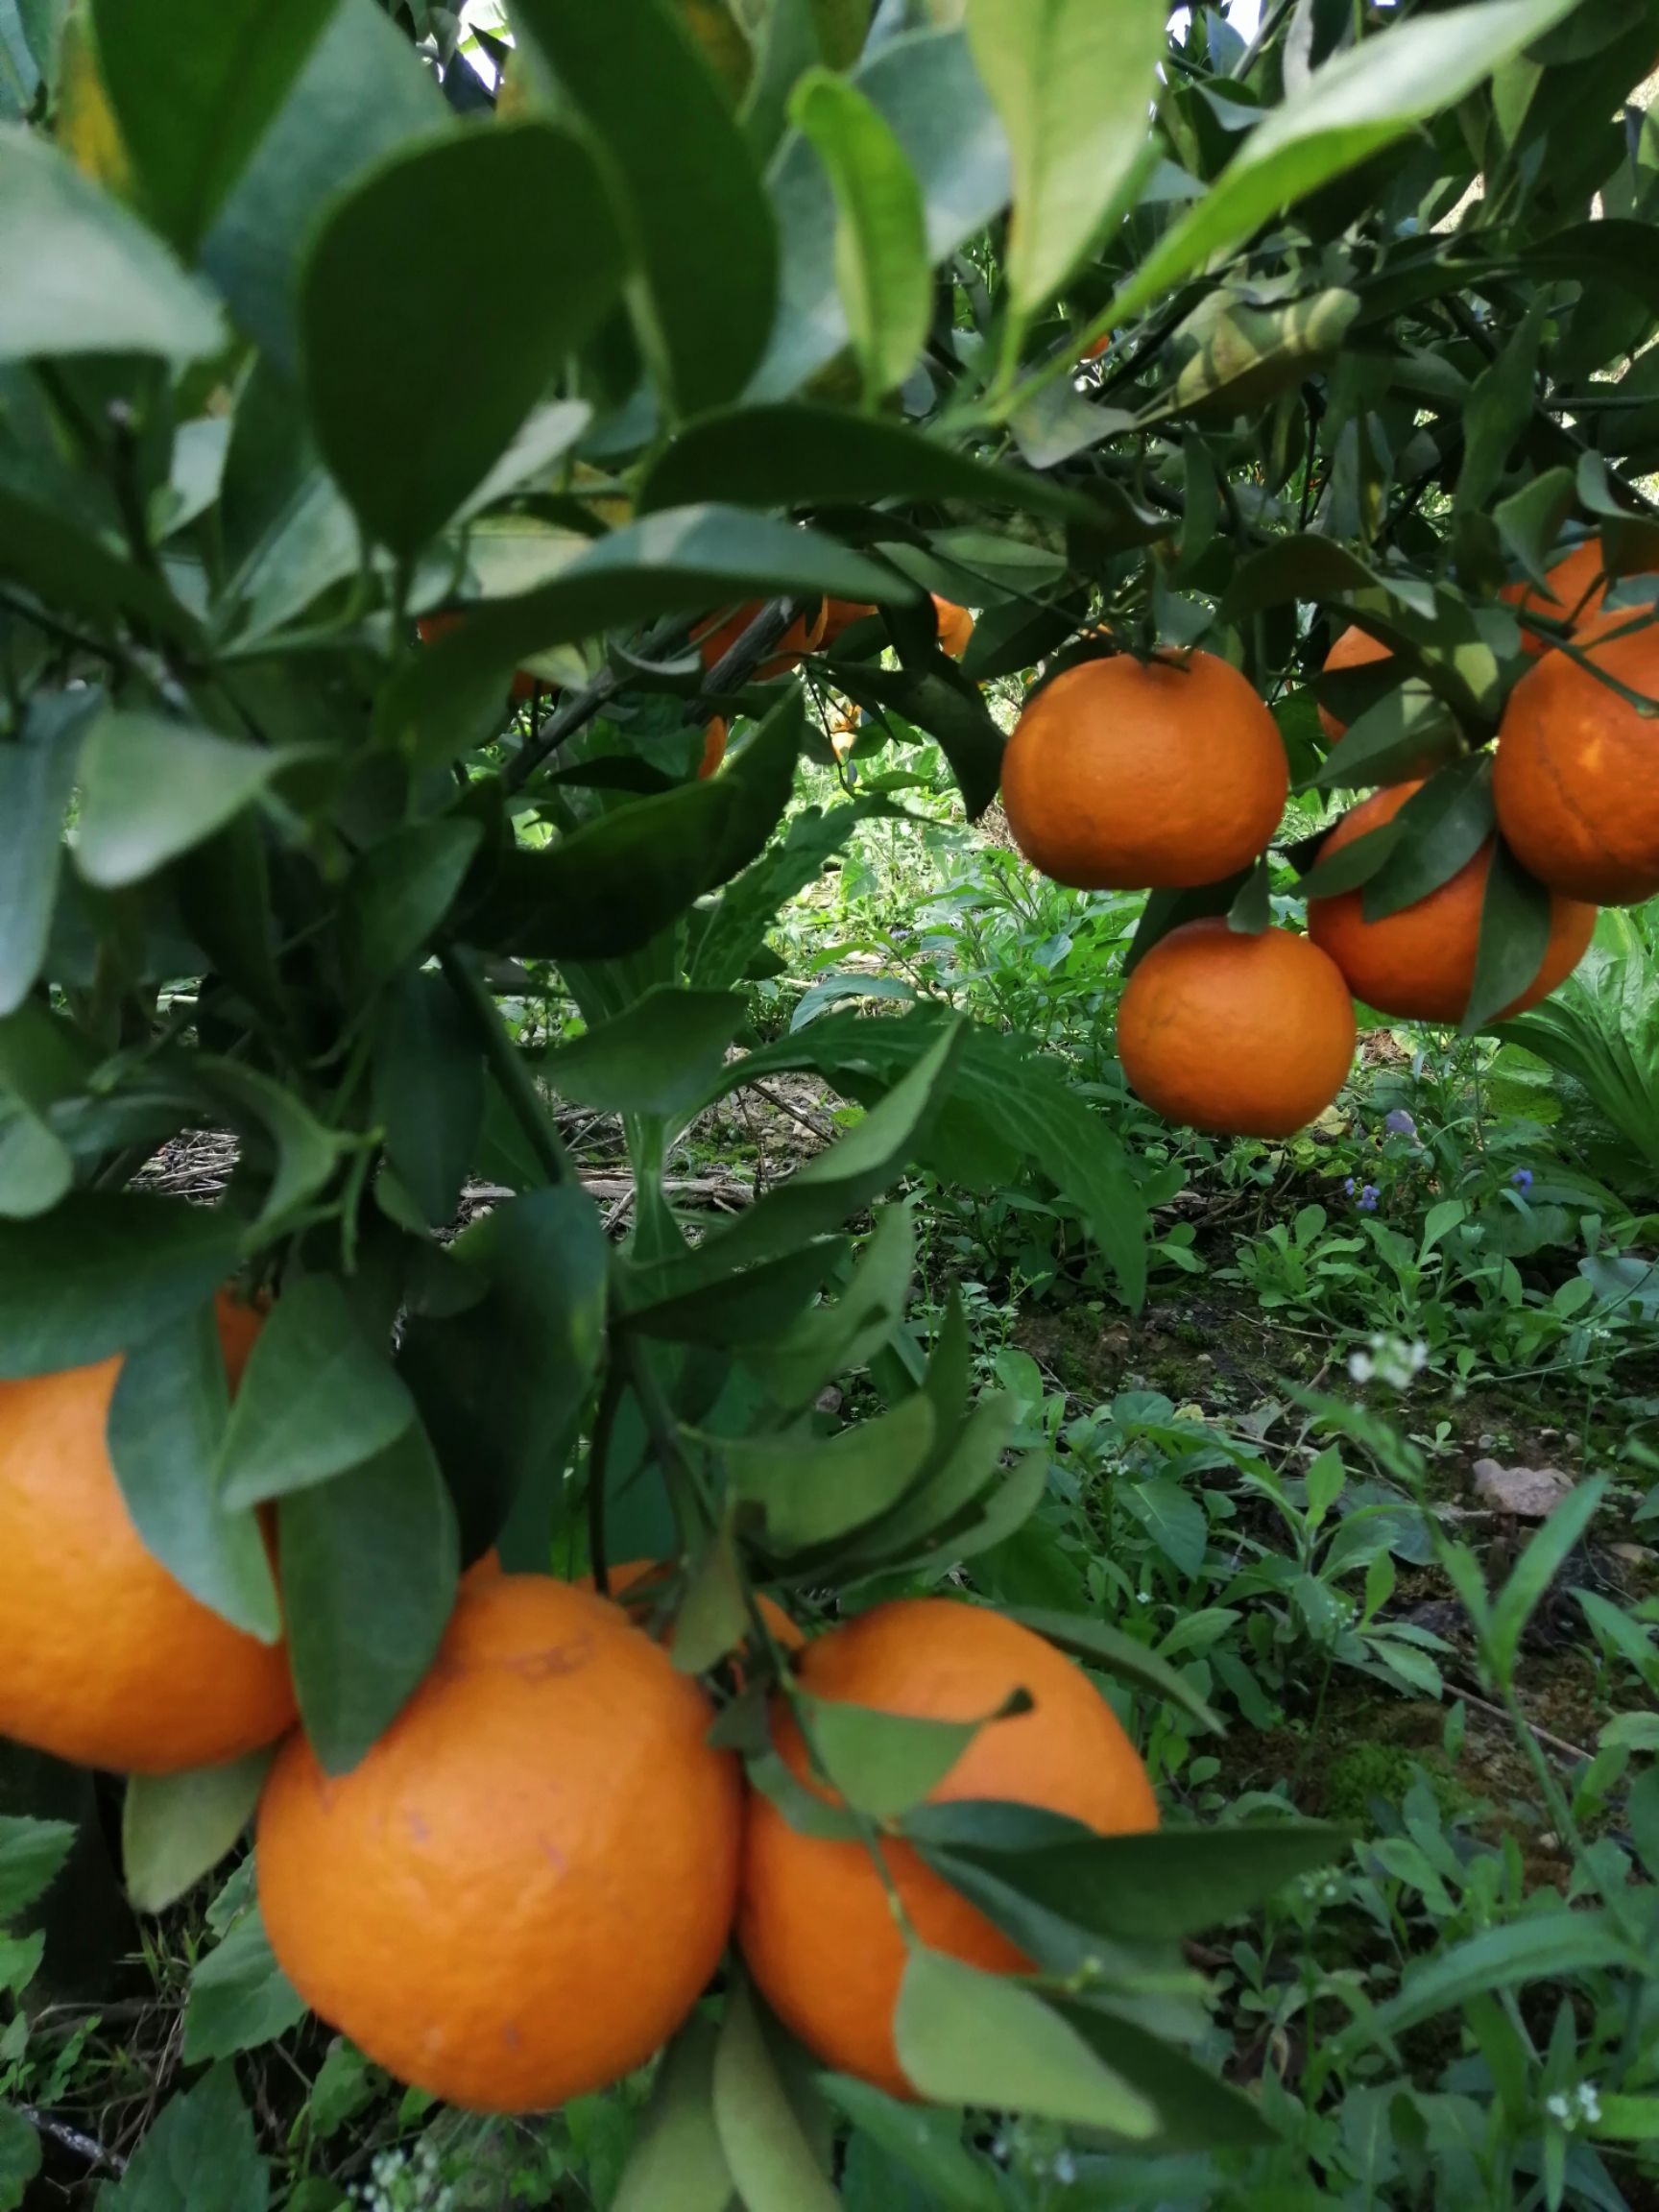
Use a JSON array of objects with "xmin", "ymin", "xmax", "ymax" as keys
[
  {"xmin": 0, "ymin": 1297, "xmax": 297, "ymax": 1775},
  {"xmin": 1000, "ymin": 650, "xmax": 1288, "ymax": 891},
  {"xmin": 257, "ymin": 1574, "xmax": 741, "ymax": 2115},
  {"xmin": 1308, "ymin": 781, "xmax": 1598, "ymax": 1022},
  {"xmin": 695, "ymin": 600, "xmax": 828, "ymax": 679},
  {"xmin": 417, "ymin": 613, "xmax": 541, "ymax": 703},
  {"xmin": 737, "ymin": 1598, "xmax": 1158, "ymax": 2101},
  {"xmin": 1494, "ymin": 611, "xmax": 1659, "ymax": 906},
  {"xmin": 576, "ymin": 1557, "xmax": 805, "ymax": 1655},
  {"xmin": 931, "ymin": 595, "xmax": 974, "ymax": 659},
  {"xmin": 696, "ymin": 716, "xmax": 728, "ymax": 781},
  {"xmin": 1317, "ymin": 625, "xmax": 1394, "ymax": 742},
  {"xmin": 1118, "ymin": 920, "xmax": 1357, "ymax": 1139}
]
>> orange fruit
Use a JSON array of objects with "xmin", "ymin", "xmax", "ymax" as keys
[
  {"xmin": 1494, "ymin": 611, "xmax": 1659, "ymax": 906},
  {"xmin": 1080, "ymin": 331, "xmax": 1111, "ymax": 363},
  {"xmin": 417, "ymin": 613, "xmax": 541, "ymax": 704},
  {"xmin": 696, "ymin": 716, "xmax": 728, "ymax": 781},
  {"xmin": 580, "ymin": 1557, "xmax": 805, "ymax": 1656},
  {"xmin": 695, "ymin": 600, "xmax": 828, "ymax": 680},
  {"xmin": 1000, "ymin": 650, "xmax": 1288, "ymax": 890},
  {"xmin": 820, "ymin": 598, "xmax": 877, "ymax": 646},
  {"xmin": 1308, "ymin": 781, "xmax": 1597, "ymax": 1022},
  {"xmin": 0, "ymin": 1297, "xmax": 297, "ymax": 1775},
  {"xmin": 1118, "ymin": 919, "xmax": 1356, "ymax": 1138},
  {"xmin": 1502, "ymin": 543, "xmax": 1621, "ymax": 657},
  {"xmin": 1317, "ymin": 625, "xmax": 1394, "ymax": 742},
  {"xmin": 737, "ymin": 1599, "xmax": 1157, "ymax": 2099},
  {"xmin": 257, "ymin": 1573, "xmax": 741, "ymax": 2114},
  {"xmin": 932, "ymin": 594, "xmax": 974, "ymax": 659}
]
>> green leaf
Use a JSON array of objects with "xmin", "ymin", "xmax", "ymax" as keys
[
  {"xmin": 998, "ymin": 1607, "xmax": 1221, "ymax": 1732},
  {"xmin": 790, "ymin": 68, "xmax": 929, "ymax": 403},
  {"xmin": 724, "ymin": 1391, "xmax": 937, "ymax": 1554},
  {"xmin": 964, "ymin": 0, "xmax": 1166, "ymax": 324},
  {"xmin": 755, "ymin": 27, "xmax": 1010, "ymax": 400},
  {"xmin": 638, "ymin": 404, "xmax": 1091, "ymax": 521},
  {"xmin": 193, "ymin": 1061, "xmax": 350, "ymax": 1241},
  {"xmin": 181, "ymin": 1911, "xmax": 306, "ymax": 2064},
  {"xmin": 0, "ymin": 1815, "xmax": 75, "ymax": 1922},
  {"xmin": 1314, "ymin": 680, "xmax": 1462, "ymax": 793},
  {"xmin": 74, "ymin": 713, "xmax": 282, "ymax": 891},
  {"xmin": 543, "ymin": 989, "xmax": 747, "ymax": 1119},
  {"xmin": 300, "ymin": 121, "xmax": 625, "ymax": 556},
  {"xmin": 625, "ymin": 1240, "xmax": 853, "ymax": 1353},
  {"xmin": 107, "ymin": 1302, "xmax": 282, "ymax": 1642},
  {"xmin": 0, "ymin": 486, "xmax": 200, "ymax": 647},
  {"xmin": 1099, "ymin": 0, "xmax": 1587, "ymax": 336},
  {"xmin": 373, "ymin": 969, "xmax": 484, "ymax": 1230},
  {"xmin": 382, "ymin": 508, "xmax": 906, "ymax": 756},
  {"xmin": 831, "ymin": 662, "xmax": 1006, "ymax": 821},
  {"xmin": 0, "ymin": 2106, "xmax": 39, "ymax": 2212},
  {"xmin": 1488, "ymin": 1475, "xmax": 1608, "ymax": 1680},
  {"xmin": 1045, "ymin": 2001, "xmax": 1275, "ymax": 2152},
  {"xmin": 907, "ymin": 1807, "xmax": 1345, "ymax": 1944},
  {"xmin": 713, "ymin": 1980, "xmax": 839, "ymax": 2212},
  {"xmin": 893, "ymin": 1949, "xmax": 1157, "ymax": 2133},
  {"xmin": 277, "ymin": 1423, "xmax": 458, "ymax": 1774},
  {"xmin": 743, "ymin": 1202, "xmax": 915, "ymax": 1410},
  {"xmin": 0, "ymin": 691, "xmax": 89, "ymax": 1018},
  {"xmin": 1221, "ymin": 533, "xmax": 1382, "ymax": 621},
  {"xmin": 339, "ymin": 819, "xmax": 482, "ymax": 991},
  {"xmin": 400, "ymin": 1184, "xmax": 609, "ymax": 1569},
  {"xmin": 1360, "ymin": 759, "xmax": 1493, "ymax": 922},
  {"xmin": 0, "ymin": 127, "xmax": 224, "ymax": 362},
  {"xmin": 0, "ymin": 1105, "xmax": 71, "ymax": 1223},
  {"xmin": 219, "ymin": 1276, "xmax": 417, "ymax": 1509},
  {"xmin": 1495, "ymin": 468, "xmax": 1578, "ymax": 592},
  {"xmin": 513, "ymin": 0, "xmax": 778, "ymax": 420},
  {"xmin": 799, "ymin": 1695, "xmax": 994, "ymax": 1819},
  {"xmin": 613, "ymin": 2016, "xmax": 735, "ymax": 2212},
  {"xmin": 203, "ymin": 0, "xmax": 445, "ymax": 374},
  {"xmin": 1119, "ymin": 1477, "xmax": 1207, "ymax": 1577},
  {"xmin": 1462, "ymin": 838, "xmax": 1555, "ymax": 1034},
  {"xmin": 96, "ymin": 2069, "xmax": 269, "ymax": 2210},
  {"xmin": 819, "ymin": 2081, "xmax": 1001, "ymax": 2212},
  {"xmin": 123, "ymin": 1752, "xmax": 273, "ymax": 1916},
  {"xmin": 0, "ymin": 1193, "xmax": 238, "ymax": 1381},
  {"xmin": 1339, "ymin": 1911, "xmax": 1633, "ymax": 2056},
  {"xmin": 850, "ymin": 1395, "xmax": 1018, "ymax": 1570},
  {"xmin": 89, "ymin": 0, "xmax": 336, "ymax": 254}
]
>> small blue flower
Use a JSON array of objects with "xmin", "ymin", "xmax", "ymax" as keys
[
  {"xmin": 1511, "ymin": 1167, "xmax": 1533, "ymax": 1192},
  {"xmin": 1383, "ymin": 1109, "xmax": 1418, "ymax": 1138},
  {"xmin": 1358, "ymin": 1185, "xmax": 1380, "ymax": 1213},
  {"xmin": 1344, "ymin": 1177, "xmax": 1357, "ymax": 1195}
]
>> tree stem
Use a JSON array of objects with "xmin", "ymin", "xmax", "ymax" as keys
[{"xmin": 437, "ymin": 944, "xmax": 570, "ymax": 1187}]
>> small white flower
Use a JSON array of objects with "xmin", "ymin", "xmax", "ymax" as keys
[
  {"xmin": 1546, "ymin": 2092, "xmax": 1573, "ymax": 2128},
  {"xmin": 1347, "ymin": 1350, "xmax": 1376, "ymax": 1383},
  {"xmin": 1577, "ymin": 2082, "xmax": 1601, "ymax": 2124}
]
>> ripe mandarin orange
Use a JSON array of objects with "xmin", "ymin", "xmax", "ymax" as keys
[
  {"xmin": 257, "ymin": 1573, "xmax": 740, "ymax": 2114},
  {"xmin": 578, "ymin": 1557, "xmax": 805, "ymax": 1654},
  {"xmin": 820, "ymin": 598, "xmax": 877, "ymax": 646},
  {"xmin": 1118, "ymin": 920, "xmax": 1356, "ymax": 1138},
  {"xmin": 1080, "ymin": 330, "xmax": 1111, "ymax": 362},
  {"xmin": 1308, "ymin": 781, "xmax": 1597, "ymax": 1022},
  {"xmin": 1502, "ymin": 543, "xmax": 1617, "ymax": 657},
  {"xmin": 931, "ymin": 595, "xmax": 974, "ymax": 659},
  {"xmin": 1317, "ymin": 625, "xmax": 1394, "ymax": 742},
  {"xmin": 1494, "ymin": 611, "xmax": 1659, "ymax": 906},
  {"xmin": 417, "ymin": 613, "xmax": 541, "ymax": 703},
  {"xmin": 1000, "ymin": 650, "xmax": 1288, "ymax": 890},
  {"xmin": 695, "ymin": 600, "xmax": 828, "ymax": 679},
  {"xmin": 737, "ymin": 1599, "xmax": 1158, "ymax": 2100},
  {"xmin": 696, "ymin": 716, "xmax": 728, "ymax": 781},
  {"xmin": 0, "ymin": 1296, "xmax": 296, "ymax": 1775}
]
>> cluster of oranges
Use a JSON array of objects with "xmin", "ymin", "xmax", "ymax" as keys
[
  {"xmin": 0, "ymin": 1312, "xmax": 1156, "ymax": 2113},
  {"xmin": 998, "ymin": 547, "xmax": 1659, "ymax": 1140}
]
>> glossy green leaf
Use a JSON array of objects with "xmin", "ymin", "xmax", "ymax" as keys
[
  {"xmin": 965, "ymin": 0, "xmax": 1166, "ymax": 323},
  {"xmin": 999, "ymin": 1607, "xmax": 1221, "ymax": 1732},
  {"xmin": 0, "ymin": 691, "xmax": 87, "ymax": 1017},
  {"xmin": 542, "ymin": 989, "xmax": 747, "ymax": 1118},
  {"xmin": 1046, "ymin": 2001, "xmax": 1276, "ymax": 2151},
  {"xmin": 713, "ymin": 1980, "xmax": 839, "ymax": 2212},
  {"xmin": 192, "ymin": 1061, "xmax": 350, "ymax": 1240},
  {"xmin": 893, "ymin": 1948, "xmax": 1157, "ymax": 2133},
  {"xmin": 830, "ymin": 662, "xmax": 1005, "ymax": 820},
  {"xmin": 373, "ymin": 968, "xmax": 485, "ymax": 1229},
  {"xmin": 181, "ymin": 1911, "xmax": 306, "ymax": 2064},
  {"xmin": 800, "ymin": 1693, "xmax": 992, "ymax": 1818},
  {"xmin": 97, "ymin": 2066, "xmax": 270, "ymax": 2210},
  {"xmin": 204, "ymin": 0, "xmax": 446, "ymax": 373},
  {"xmin": 1314, "ymin": 680, "xmax": 1461, "ymax": 793},
  {"xmin": 300, "ymin": 121, "xmax": 625, "ymax": 555},
  {"xmin": 0, "ymin": 484, "xmax": 201, "ymax": 646},
  {"xmin": 613, "ymin": 2016, "xmax": 735, "ymax": 2212},
  {"xmin": 790, "ymin": 68, "xmax": 929, "ymax": 402},
  {"xmin": 75, "ymin": 713, "xmax": 282, "ymax": 890},
  {"xmin": 219, "ymin": 1275, "xmax": 417, "ymax": 1508},
  {"xmin": 0, "ymin": 127, "xmax": 224, "ymax": 362},
  {"xmin": 123, "ymin": 1752, "xmax": 273, "ymax": 1915},
  {"xmin": 108, "ymin": 1301, "xmax": 281, "ymax": 1641},
  {"xmin": 0, "ymin": 1815, "xmax": 75, "ymax": 1922},
  {"xmin": 724, "ymin": 1389, "xmax": 936, "ymax": 1552},
  {"xmin": 1360, "ymin": 759, "xmax": 1493, "ymax": 922},
  {"xmin": 0, "ymin": 1193, "xmax": 238, "ymax": 1381},
  {"xmin": 755, "ymin": 27, "xmax": 1010, "ymax": 399},
  {"xmin": 1341, "ymin": 1911, "xmax": 1632, "ymax": 2055},
  {"xmin": 0, "ymin": 1104, "xmax": 71, "ymax": 1222},
  {"xmin": 743, "ymin": 1201, "xmax": 915, "ymax": 1409},
  {"xmin": 89, "ymin": 0, "xmax": 337, "ymax": 253},
  {"xmin": 0, "ymin": 2104, "xmax": 39, "ymax": 2208},
  {"xmin": 624, "ymin": 1239, "xmax": 852, "ymax": 1351},
  {"xmin": 339, "ymin": 819, "xmax": 482, "ymax": 991},
  {"xmin": 1463, "ymin": 838, "xmax": 1556, "ymax": 1033},
  {"xmin": 514, "ymin": 0, "xmax": 778, "ymax": 419},
  {"xmin": 820, "ymin": 2080, "xmax": 1002, "ymax": 2212},
  {"xmin": 277, "ymin": 1422, "xmax": 459, "ymax": 1774}
]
